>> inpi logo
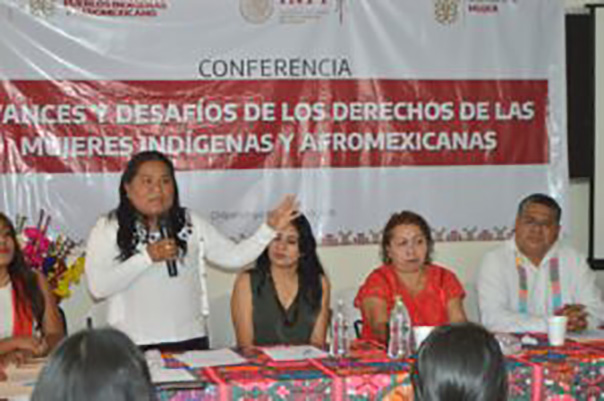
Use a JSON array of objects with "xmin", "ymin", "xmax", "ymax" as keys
[
  {"xmin": 278, "ymin": 0, "xmax": 331, "ymax": 23},
  {"xmin": 240, "ymin": 0, "xmax": 334, "ymax": 25}
]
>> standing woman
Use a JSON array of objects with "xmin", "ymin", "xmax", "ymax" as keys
[
  {"xmin": 85, "ymin": 151, "xmax": 298, "ymax": 351},
  {"xmin": 355, "ymin": 211, "xmax": 467, "ymax": 344},
  {"xmin": 0, "ymin": 213, "xmax": 65, "ymax": 362},
  {"xmin": 231, "ymin": 214, "xmax": 330, "ymax": 347}
]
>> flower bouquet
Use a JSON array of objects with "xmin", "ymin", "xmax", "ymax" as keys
[{"xmin": 14, "ymin": 210, "xmax": 85, "ymax": 302}]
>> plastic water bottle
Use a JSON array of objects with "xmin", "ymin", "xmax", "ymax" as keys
[
  {"xmin": 388, "ymin": 296, "xmax": 412, "ymax": 359},
  {"xmin": 330, "ymin": 299, "xmax": 349, "ymax": 357}
]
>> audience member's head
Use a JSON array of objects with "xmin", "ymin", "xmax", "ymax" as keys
[
  {"xmin": 412, "ymin": 323, "xmax": 507, "ymax": 401},
  {"xmin": 32, "ymin": 328, "xmax": 156, "ymax": 401}
]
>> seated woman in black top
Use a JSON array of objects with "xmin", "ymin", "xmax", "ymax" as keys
[{"xmin": 231, "ymin": 214, "xmax": 330, "ymax": 347}]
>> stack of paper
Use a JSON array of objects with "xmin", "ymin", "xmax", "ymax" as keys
[
  {"xmin": 262, "ymin": 345, "xmax": 328, "ymax": 361},
  {"xmin": 174, "ymin": 349, "xmax": 247, "ymax": 368},
  {"xmin": 149, "ymin": 349, "xmax": 247, "ymax": 386},
  {"xmin": 0, "ymin": 358, "xmax": 46, "ymax": 400}
]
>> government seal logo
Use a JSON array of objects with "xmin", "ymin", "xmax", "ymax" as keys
[
  {"xmin": 434, "ymin": 0, "xmax": 460, "ymax": 25},
  {"xmin": 240, "ymin": 0, "xmax": 274, "ymax": 24}
]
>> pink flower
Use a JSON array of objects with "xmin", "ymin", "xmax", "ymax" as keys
[{"xmin": 22, "ymin": 227, "xmax": 51, "ymax": 268}]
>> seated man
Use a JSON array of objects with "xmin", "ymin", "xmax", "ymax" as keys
[{"xmin": 477, "ymin": 193, "xmax": 604, "ymax": 333}]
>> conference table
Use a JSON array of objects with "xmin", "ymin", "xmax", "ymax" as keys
[{"xmin": 155, "ymin": 336, "xmax": 604, "ymax": 401}]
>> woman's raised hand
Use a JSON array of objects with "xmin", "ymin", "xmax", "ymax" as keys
[{"xmin": 267, "ymin": 195, "xmax": 300, "ymax": 231}]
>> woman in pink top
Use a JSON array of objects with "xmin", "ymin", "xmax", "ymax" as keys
[{"xmin": 355, "ymin": 211, "xmax": 467, "ymax": 344}]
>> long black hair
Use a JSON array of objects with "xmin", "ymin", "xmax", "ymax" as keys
[
  {"xmin": 254, "ymin": 214, "xmax": 325, "ymax": 312},
  {"xmin": 412, "ymin": 323, "xmax": 508, "ymax": 401},
  {"xmin": 112, "ymin": 151, "xmax": 187, "ymax": 261},
  {"xmin": 31, "ymin": 328, "xmax": 157, "ymax": 401},
  {"xmin": 0, "ymin": 212, "xmax": 45, "ymax": 332}
]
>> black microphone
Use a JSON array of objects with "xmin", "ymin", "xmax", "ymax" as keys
[{"xmin": 158, "ymin": 216, "xmax": 178, "ymax": 277}]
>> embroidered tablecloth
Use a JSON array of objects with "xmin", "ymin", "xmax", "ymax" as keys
[{"xmin": 156, "ymin": 337, "xmax": 604, "ymax": 401}]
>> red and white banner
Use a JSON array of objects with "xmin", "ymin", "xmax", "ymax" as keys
[{"xmin": 0, "ymin": 0, "xmax": 567, "ymax": 244}]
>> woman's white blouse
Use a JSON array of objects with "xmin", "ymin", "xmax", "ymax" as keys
[{"xmin": 85, "ymin": 211, "xmax": 275, "ymax": 346}]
